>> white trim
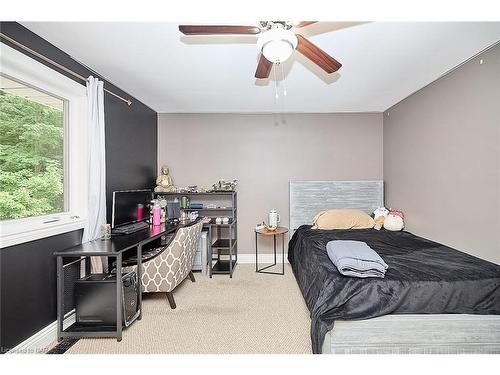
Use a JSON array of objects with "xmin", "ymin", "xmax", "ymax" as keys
[
  {"xmin": 0, "ymin": 217, "xmax": 85, "ymax": 248},
  {"xmin": 0, "ymin": 44, "xmax": 88, "ymax": 247},
  {"xmin": 7, "ymin": 311, "xmax": 75, "ymax": 354},
  {"xmin": 239, "ymin": 253, "xmax": 289, "ymax": 264}
]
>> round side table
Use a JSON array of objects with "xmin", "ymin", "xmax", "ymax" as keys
[{"xmin": 255, "ymin": 226, "xmax": 288, "ymax": 275}]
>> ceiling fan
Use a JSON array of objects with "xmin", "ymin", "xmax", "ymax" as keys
[{"xmin": 178, "ymin": 21, "xmax": 342, "ymax": 79}]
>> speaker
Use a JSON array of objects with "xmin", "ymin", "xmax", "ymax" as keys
[{"xmin": 75, "ymin": 272, "xmax": 138, "ymax": 327}]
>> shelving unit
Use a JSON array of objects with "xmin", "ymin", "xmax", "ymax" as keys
[
  {"xmin": 155, "ymin": 191, "xmax": 238, "ymax": 278},
  {"xmin": 175, "ymin": 208, "xmax": 233, "ymax": 211}
]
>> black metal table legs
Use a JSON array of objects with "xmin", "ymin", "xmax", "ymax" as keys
[
  {"xmin": 116, "ymin": 253, "xmax": 123, "ymax": 342},
  {"xmin": 56, "ymin": 244, "xmax": 144, "ymax": 342},
  {"xmin": 255, "ymin": 232, "xmax": 285, "ymax": 275},
  {"xmin": 56, "ymin": 255, "xmax": 63, "ymax": 342},
  {"xmin": 137, "ymin": 244, "xmax": 142, "ymax": 320}
]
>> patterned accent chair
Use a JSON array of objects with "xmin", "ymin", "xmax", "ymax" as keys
[{"xmin": 124, "ymin": 221, "xmax": 203, "ymax": 309}]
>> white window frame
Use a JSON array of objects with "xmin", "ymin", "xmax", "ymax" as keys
[{"xmin": 0, "ymin": 44, "xmax": 88, "ymax": 248}]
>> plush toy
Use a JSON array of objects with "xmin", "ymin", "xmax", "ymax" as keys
[
  {"xmin": 374, "ymin": 216, "xmax": 385, "ymax": 230},
  {"xmin": 383, "ymin": 210, "xmax": 405, "ymax": 231},
  {"xmin": 372, "ymin": 207, "xmax": 389, "ymax": 230}
]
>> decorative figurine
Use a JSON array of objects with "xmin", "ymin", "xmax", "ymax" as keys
[
  {"xmin": 155, "ymin": 165, "xmax": 176, "ymax": 192},
  {"xmin": 211, "ymin": 179, "xmax": 238, "ymax": 191}
]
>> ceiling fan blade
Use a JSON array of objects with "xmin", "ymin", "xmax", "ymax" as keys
[
  {"xmin": 295, "ymin": 34, "xmax": 342, "ymax": 73},
  {"xmin": 179, "ymin": 25, "xmax": 261, "ymax": 35},
  {"xmin": 255, "ymin": 54, "xmax": 273, "ymax": 79},
  {"xmin": 293, "ymin": 21, "xmax": 318, "ymax": 28}
]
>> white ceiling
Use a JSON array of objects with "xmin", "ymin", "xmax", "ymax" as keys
[{"xmin": 21, "ymin": 22, "xmax": 500, "ymax": 113}]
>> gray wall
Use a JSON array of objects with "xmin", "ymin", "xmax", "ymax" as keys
[
  {"xmin": 384, "ymin": 43, "xmax": 500, "ymax": 264},
  {"xmin": 158, "ymin": 113, "xmax": 383, "ymax": 254}
]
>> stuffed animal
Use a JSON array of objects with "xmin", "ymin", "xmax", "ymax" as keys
[
  {"xmin": 374, "ymin": 216, "xmax": 385, "ymax": 230},
  {"xmin": 373, "ymin": 207, "xmax": 389, "ymax": 218},
  {"xmin": 372, "ymin": 207, "xmax": 389, "ymax": 230},
  {"xmin": 383, "ymin": 210, "xmax": 405, "ymax": 231}
]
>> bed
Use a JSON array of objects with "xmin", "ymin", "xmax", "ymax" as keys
[{"xmin": 288, "ymin": 180, "xmax": 500, "ymax": 354}]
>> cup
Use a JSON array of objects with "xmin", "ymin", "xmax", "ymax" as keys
[
  {"xmin": 136, "ymin": 204, "xmax": 144, "ymax": 221},
  {"xmin": 101, "ymin": 224, "xmax": 111, "ymax": 240},
  {"xmin": 269, "ymin": 210, "xmax": 280, "ymax": 228},
  {"xmin": 216, "ymin": 217, "xmax": 222, "ymax": 224},
  {"xmin": 222, "ymin": 217, "xmax": 229, "ymax": 224}
]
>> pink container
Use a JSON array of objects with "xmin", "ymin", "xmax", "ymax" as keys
[
  {"xmin": 136, "ymin": 204, "xmax": 144, "ymax": 221},
  {"xmin": 152, "ymin": 206, "xmax": 161, "ymax": 226}
]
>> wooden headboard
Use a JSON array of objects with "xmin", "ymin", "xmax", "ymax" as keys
[{"xmin": 289, "ymin": 180, "xmax": 384, "ymax": 232}]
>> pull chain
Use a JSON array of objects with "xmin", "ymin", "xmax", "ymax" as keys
[
  {"xmin": 279, "ymin": 62, "xmax": 285, "ymax": 114},
  {"xmin": 280, "ymin": 62, "xmax": 287, "ymax": 97},
  {"xmin": 271, "ymin": 61, "xmax": 288, "ymax": 114},
  {"xmin": 273, "ymin": 62, "xmax": 279, "ymax": 101}
]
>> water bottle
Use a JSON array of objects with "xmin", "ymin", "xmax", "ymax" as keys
[{"xmin": 152, "ymin": 201, "xmax": 161, "ymax": 226}]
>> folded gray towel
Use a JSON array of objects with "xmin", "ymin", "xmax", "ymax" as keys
[{"xmin": 326, "ymin": 240, "xmax": 388, "ymax": 278}]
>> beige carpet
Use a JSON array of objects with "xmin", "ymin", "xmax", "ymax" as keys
[{"xmin": 65, "ymin": 264, "xmax": 312, "ymax": 354}]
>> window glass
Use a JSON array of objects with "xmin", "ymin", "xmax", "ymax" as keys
[{"xmin": 0, "ymin": 74, "xmax": 66, "ymax": 220}]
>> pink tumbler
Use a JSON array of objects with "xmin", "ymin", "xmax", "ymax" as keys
[
  {"xmin": 136, "ymin": 204, "xmax": 144, "ymax": 222},
  {"xmin": 152, "ymin": 205, "xmax": 161, "ymax": 226}
]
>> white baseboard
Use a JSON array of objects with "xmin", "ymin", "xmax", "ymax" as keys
[
  {"xmin": 7, "ymin": 311, "xmax": 75, "ymax": 354},
  {"xmin": 238, "ymin": 253, "xmax": 289, "ymax": 264}
]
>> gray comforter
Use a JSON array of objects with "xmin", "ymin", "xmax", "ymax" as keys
[{"xmin": 327, "ymin": 240, "xmax": 388, "ymax": 278}]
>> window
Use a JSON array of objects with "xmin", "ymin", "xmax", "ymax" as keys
[
  {"xmin": 0, "ymin": 74, "xmax": 67, "ymax": 221},
  {"xmin": 0, "ymin": 43, "xmax": 88, "ymax": 247}
]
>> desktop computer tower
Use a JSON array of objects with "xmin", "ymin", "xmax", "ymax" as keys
[{"xmin": 75, "ymin": 272, "xmax": 138, "ymax": 327}]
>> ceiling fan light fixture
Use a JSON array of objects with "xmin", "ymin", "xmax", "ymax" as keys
[
  {"xmin": 179, "ymin": 22, "xmax": 342, "ymax": 79},
  {"xmin": 257, "ymin": 26, "xmax": 298, "ymax": 64},
  {"xmin": 262, "ymin": 40, "xmax": 293, "ymax": 63}
]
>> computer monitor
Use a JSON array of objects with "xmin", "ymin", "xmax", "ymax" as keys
[{"xmin": 111, "ymin": 189, "xmax": 153, "ymax": 228}]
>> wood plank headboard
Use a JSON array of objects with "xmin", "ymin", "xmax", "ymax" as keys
[{"xmin": 289, "ymin": 180, "xmax": 384, "ymax": 232}]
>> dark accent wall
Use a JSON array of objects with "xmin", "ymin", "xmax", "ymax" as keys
[
  {"xmin": 0, "ymin": 22, "xmax": 158, "ymax": 351},
  {"xmin": 104, "ymin": 96, "xmax": 157, "ymax": 221},
  {"xmin": 0, "ymin": 230, "xmax": 83, "ymax": 353}
]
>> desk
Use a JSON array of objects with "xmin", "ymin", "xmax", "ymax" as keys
[{"xmin": 54, "ymin": 221, "xmax": 195, "ymax": 342}]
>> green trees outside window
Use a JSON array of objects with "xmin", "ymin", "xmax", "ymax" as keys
[{"xmin": 0, "ymin": 85, "xmax": 65, "ymax": 221}]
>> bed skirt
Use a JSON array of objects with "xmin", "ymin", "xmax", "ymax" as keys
[{"xmin": 322, "ymin": 314, "xmax": 500, "ymax": 354}]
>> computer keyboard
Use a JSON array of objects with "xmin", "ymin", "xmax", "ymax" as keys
[{"xmin": 112, "ymin": 221, "xmax": 150, "ymax": 235}]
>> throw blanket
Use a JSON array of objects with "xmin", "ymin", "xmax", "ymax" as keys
[
  {"xmin": 288, "ymin": 226, "xmax": 500, "ymax": 353},
  {"xmin": 327, "ymin": 240, "xmax": 388, "ymax": 278}
]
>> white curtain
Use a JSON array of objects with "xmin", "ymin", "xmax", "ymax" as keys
[{"xmin": 83, "ymin": 76, "xmax": 107, "ymax": 272}]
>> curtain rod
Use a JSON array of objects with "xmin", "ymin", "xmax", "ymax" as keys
[{"xmin": 0, "ymin": 33, "xmax": 132, "ymax": 106}]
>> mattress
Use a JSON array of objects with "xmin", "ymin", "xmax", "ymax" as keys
[{"xmin": 288, "ymin": 226, "xmax": 500, "ymax": 353}]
